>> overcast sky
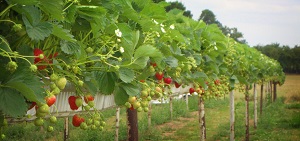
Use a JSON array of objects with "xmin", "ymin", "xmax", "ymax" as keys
[{"xmin": 166, "ymin": 0, "xmax": 300, "ymax": 47}]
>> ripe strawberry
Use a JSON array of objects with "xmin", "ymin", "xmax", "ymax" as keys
[
  {"xmin": 189, "ymin": 88, "xmax": 195, "ymax": 94},
  {"xmin": 174, "ymin": 81, "xmax": 181, "ymax": 88},
  {"xmin": 33, "ymin": 49, "xmax": 58, "ymax": 70},
  {"xmin": 163, "ymin": 77, "xmax": 172, "ymax": 84},
  {"xmin": 150, "ymin": 62, "xmax": 157, "ymax": 67},
  {"xmin": 214, "ymin": 79, "xmax": 220, "ymax": 85},
  {"xmin": 72, "ymin": 114, "xmax": 85, "ymax": 127},
  {"xmin": 84, "ymin": 94, "xmax": 95, "ymax": 104},
  {"xmin": 45, "ymin": 95, "xmax": 56, "ymax": 107},
  {"xmin": 28, "ymin": 102, "xmax": 36, "ymax": 110},
  {"xmin": 155, "ymin": 72, "xmax": 164, "ymax": 80},
  {"xmin": 68, "ymin": 96, "xmax": 79, "ymax": 110}
]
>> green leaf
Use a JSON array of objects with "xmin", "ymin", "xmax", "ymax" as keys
[
  {"xmin": 60, "ymin": 40, "xmax": 80, "ymax": 55},
  {"xmin": 114, "ymin": 87, "xmax": 128, "ymax": 106},
  {"xmin": 97, "ymin": 72, "xmax": 117, "ymax": 95},
  {"xmin": 22, "ymin": 16, "xmax": 53, "ymax": 41},
  {"xmin": 119, "ymin": 67, "xmax": 135, "ymax": 83},
  {"xmin": 193, "ymin": 72, "xmax": 208, "ymax": 78},
  {"xmin": 77, "ymin": 5, "xmax": 106, "ymax": 22},
  {"xmin": 52, "ymin": 24, "xmax": 76, "ymax": 42},
  {"xmin": 0, "ymin": 88, "xmax": 27, "ymax": 117},
  {"xmin": 9, "ymin": 0, "xmax": 38, "ymax": 5},
  {"xmin": 120, "ymin": 83, "xmax": 139, "ymax": 97},
  {"xmin": 164, "ymin": 56, "xmax": 178, "ymax": 68},
  {"xmin": 134, "ymin": 44, "xmax": 163, "ymax": 60},
  {"xmin": 128, "ymin": 56, "xmax": 149, "ymax": 69},
  {"xmin": 4, "ymin": 67, "xmax": 46, "ymax": 103},
  {"xmin": 39, "ymin": 0, "xmax": 64, "ymax": 21}
]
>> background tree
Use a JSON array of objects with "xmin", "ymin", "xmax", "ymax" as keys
[
  {"xmin": 153, "ymin": 0, "xmax": 193, "ymax": 18},
  {"xmin": 198, "ymin": 9, "xmax": 247, "ymax": 44}
]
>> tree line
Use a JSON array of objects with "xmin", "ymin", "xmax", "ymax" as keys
[
  {"xmin": 155, "ymin": 0, "xmax": 299, "ymax": 74},
  {"xmin": 254, "ymin": 44, "xmax": 300, "ymax": 74}
]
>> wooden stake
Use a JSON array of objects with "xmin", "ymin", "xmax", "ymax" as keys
[
  {"xmin": 115, "ymin": 107, "xmax": 120, "ymax": 141},
  {"xmin": 64, "ymin": 117, "xmax": 69, "ymax": 141},
  {"xmin": 230, "ymin": 90, "xmax": 235, "ymax": 141},
  {"xmin": 260, "ymin": 83, "xmax": 264, "ymax": 116},
  {"xmin": 245, "ymin": 86, "xmax": 249, "ymax": 141},
  {"xmin": 253, "ymin": 83, "xmax": 257, "ymax": 129},
  {"xmin": 170, "ymin": 96, "xmax": 173, "ymax": 120},
  {"xmin": 127, "ymin": 108, "xmax": 138, "ymax": 141},
  {"xmin": 186, "ymin": 94, "xmax": 189, "ymax": 111},
  {"xmin": 199, "ymin": 97, "xmax": 206, "ymax": 141}
]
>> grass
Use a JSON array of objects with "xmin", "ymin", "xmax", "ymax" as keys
[{"xmin": 2, "ymin": 75, "xmax": 300, "ymax": 141}]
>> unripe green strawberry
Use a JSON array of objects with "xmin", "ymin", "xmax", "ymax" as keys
[
  {"xmin": 49, "ymin": 116, "xmax": 57, "ymax": 123},
  {"xmin": 56, "ymin": 77, "xmax": 67, "ymax": 90},
  {"xmin": 84, "ymin": 105, "xmax": 91, "ymax": 111},
  {"xmin": 37, "ymin": 104, "xmax": 50, "ymax": 114},
  {"xmin": 88, "ymin": 101, "xmax": 95, "ymax": 107},
  {"xmin": 75, "ymin": 97, "xmax": 83, "ymax": 107},
  {"xmin": 50, "ymin": 74, "xmax": 59, "ymax": 81},
  {"xmin": 124, "ymin": 102, "xmax": 131, "ymax": 108},
  {"xmin": 47, "ymin": 126, "xmax": 54, "ymax": 132},
  {"xmin": 34, "ymin": 118, "xmax": 44, "ymax": 126},
  {"xmin": 30, "ymin": 65, "xmax": 37, "ymax": 72},
  {"xmin": 12, "ymin": 24, "xmax": 22, "ymax": 32},
  {"xmin": 7, "ymin": 61, "xmax": 18, "ymax": 72},
  {"xmin": 78, "ymin": 80, "xmax": 84, "ymax": 87},
  {"xmin": 80, "ymin": 122, "xmax": 88, "ymax": 130},
  {"xmin": 85, "ymin": 47, "xmax": 94, "ymax": 53},
  {"xmin": 137, "ymin": 107, "xmax": 143, "ymax": 112}
]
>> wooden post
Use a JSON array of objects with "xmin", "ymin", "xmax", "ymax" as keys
[
  {"xmin": 270, "ymin": 81, "xmax": 273, "ymax": 102},
  {"xmin": 186, "ymin": 94, "xmax": 189, "ymax": 111},
  {"xmin": 127, "ymin": 108, "xmax": 138, "ymax": 141},
  {"xmin": 273, "ymin": 82, "xmax": 277, "ymax": 101},
  {"xmin": 199, "ymin": 97, "xmax": 206, "ymax": 141},
  {"xmin": 245, "ymin": 86, "xmax": 250, "ymax": 141},
  {"xmin": 253, "ymin": 83, "xmax": 257, "ymax": 129},
  {"xmin": 230, "ymin": 90, "xmax": 235, "ymax": 141},
  {"xmin": 170, "ymin": 96, "xmax": 173, "ymax": 120},
  {"xmin": 148, "ymin": 103, "xmax": 151, "ymax": 128},
  {"xmin": 64, "ymin": 117, "xmax": 69, "ymax": 141},
  {"xmin": 260, "ymin": 83, "xmax": 264, "ymax": 115},
  {"xmin": 115, "ymin": 107, "xmax": 120, "ymax": 141}
]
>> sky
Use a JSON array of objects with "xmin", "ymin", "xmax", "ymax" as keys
[{"xmin": 166, "ymin": 0, "xmax": 300, "ymax": 47}]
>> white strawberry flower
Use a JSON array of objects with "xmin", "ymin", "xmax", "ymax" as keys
[
  {"xmin": 115, "ymin": 29, "xmax": 122, "ymax": 37},
  {"xmin": 153, "ymin": 19, "xmax": 159, "ymax": 25},
  {"xmin": 117, "ymin": 38, "xmax": 121, "ymax": 42},
  {"xmin": 170, "ymin": 24, "xmax": 175, "ymax": 29},
  {"xmin": 161, "ymin": 27, "xmax": 166, "ymax": 33},
  {"xmin": 120, "ymin": 47, "xmax": 124, "ymax": 53}
]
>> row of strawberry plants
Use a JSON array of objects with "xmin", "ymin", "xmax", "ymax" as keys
[{"xmin": 0, "ymin": 0, "xmax": 285, "ymax": 139}]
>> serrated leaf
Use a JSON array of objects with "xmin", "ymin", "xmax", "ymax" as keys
[
  {"xmin": 134, "ymin": 44, "xmax": 163, "ymax": 60},
  {"xmin": 60, "ymin": 40, "xmax": 80, "ymax": 55},
  {"xmin": 164, "ymin": 56, "xmax": 178, "ymax": 68},
  {"xmin": 39, "ymin": 0, "xmax": 64, "ymax": 21},
  {"xmin": 192, "ymin": 72, "xmax": 208, "ymax": 79},
  {"xmin": 4, "ymin": 67, "xmax": 46, "ymax": 103},
  {"xmin": 0, "ymin": 88, "xmax": 28, "ymax": 117},
  {"xmin": 77, "ymin": 5, "xmax": 106, "ymax": 22},
  {"xmin": 114, "ymin": 87, "xmax": 128, "ymax": 106},
  {"xmin": 9, "ymin": 0, "xmax": 38, "ymax": 5},
  {"xmin": 22, "ymin": 16, "xmax": 53, "ymax": 41},
  {"xmin": 120, "ymin": 83, "xmax": 139, "ymax": 97},
  {"xmin": 119, "ymin": 67, "xmax": 135, "ymax": 83},
  {"xmin": 97, "ymin": 72, "xmax": 117, "ymax": 95},
  {"xmin": 128, "ymin": 56, "xmax": 149, "ymax": 69},
  {"xmin": 52, "ymin": 24, "xmax": 75, "ymax": 42}
]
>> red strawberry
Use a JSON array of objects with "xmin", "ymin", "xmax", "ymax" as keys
[
  {"xmin": 72, "ymin": 114, "xmax": 85, "ymax": 127},
  {"xmin": 155, "ymin": 72, "xmax": 164, "ymax": 80},
  {"xmin": 189, "ymin": 88, "xmax": 195, "ymax": 94},
  {"xmin": 68, "ymin": 96, "xmax": 79, "ymax": 110},
  {"xmin": 84, "ymin": 94, "xmax": 94, "ymax": 104},
  {"xmin": 150, "ymin": 62, "xmax": 157, "ymax": 67},
  {"xmin": 164, "ymin": 77, "xmax": 172, "ymax": 84},
  {"xmin": 28, "ymin": 102, "xmax": 36, "ymax": 110},
  {"xmin": 33, "ymin": 48, "xmax": 58, "ymax": 70},
  {"xmin": 45, "ymin": 95, "xmax": 56, "ymax": 107},
  {"xmin": 174, "ymin": 81, "xmax": 181, "ymax": 88},
  {"xmin": 214, "ymin": 79, "xmax": 220, "ymax": 85}
]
